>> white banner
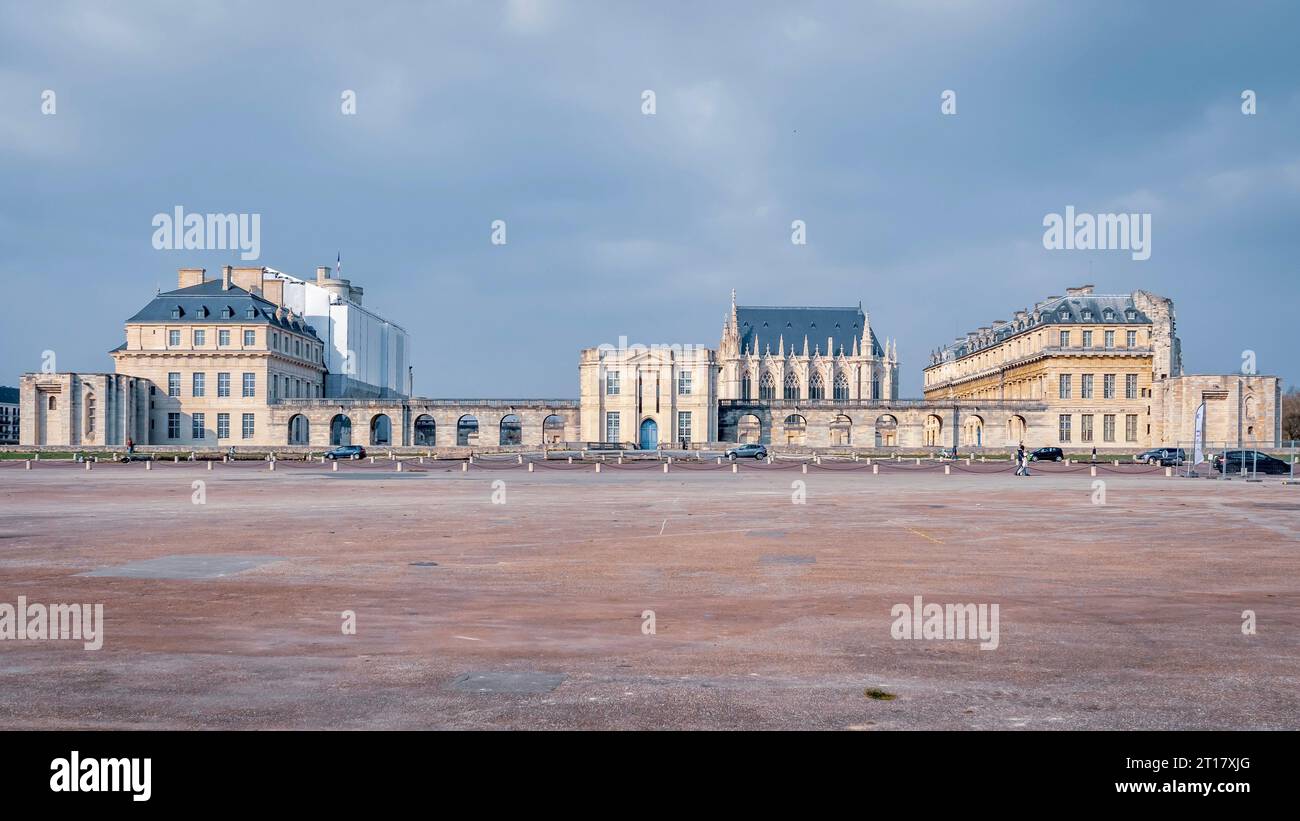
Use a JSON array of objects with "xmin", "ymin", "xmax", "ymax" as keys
[{"xmin": 1193, "ymin": 401, "xmax": 1206, "ymax": 465}]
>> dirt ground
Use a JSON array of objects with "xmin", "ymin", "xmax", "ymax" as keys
[{"xmin": 0, "ymin": 457, "xmax": 1296, "ymax": 730}]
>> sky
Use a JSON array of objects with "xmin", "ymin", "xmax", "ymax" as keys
[{"xmin": 2, "ymin": 0, "xmax": 1297, "ymax": 398}]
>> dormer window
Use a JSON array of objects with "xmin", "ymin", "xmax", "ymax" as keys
[
  {"xmin": 221, "ymin": 307, "xmax": 232, "ymax": 319},
  {"xmin": 1058, "ymin": 310, "xmax": 1069, "ymax": 321},
  {"xmin": 1102, "ymin": 309, "xmax": 1114, "ymax": 321},
  {"xmin": 245, "ymin": 308, "xmax": 256, "ymax": 319},
  {"xmin": 171, "ymin": 307, "xmax": 182, "ymax": 319},
  {"xmin": 1126, "ymin": 309, "xmax": 1136, "ymax": 320},
  {"xmin": 194, "ymin": 306, "xmax": 207, "ymax": 318},
  {"xmin": 1081, "ymin": 309, "xmax": 1092, "ymax": 320}
]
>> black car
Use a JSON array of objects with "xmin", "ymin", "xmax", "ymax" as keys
[
  {"xmin": 1136, "ymin": 447, "xmax": 1186, "ymax": 466},
  {"xmin": 1028, "ymin": 447, "xmax": 1064, "ymax": 462},
  {"xmin": 1213, "ymin": 450, "xmax": 1292, "ymax": 476},
  {"xmin": 325, "ymin": 445, "xmax": 366, "ymax": 460},
  {"xmin": 726, "ymin": 443, "xmax": 768, "ymax": 460}
]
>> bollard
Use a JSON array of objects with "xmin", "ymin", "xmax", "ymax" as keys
[
  {"xmin": 369, "ymin": 456, "xmax": 375, "ymax": 464},
  {"xmin": 663, "ymin": 463, "xmax": 669, "ymax": 473},
  {"xmin": 866, "ymin": 457, "xmax": 871, "ymax": 465},
  {"xmin": 462, "ymin": 462, "xmax": 468, "ymax": 472},
  {"xmin": 568, "ymin": 456, "xmax": 573, "ymax": 464},
  {"xmin": 716, "ymin": 457, "xmax": 722, "ymax": 465},
  {"xmin": 34, "ymin": 453, "xmax": 39, "ymax": 461},
  {"xmin": 766, "ymin": 456, "xmax": 772, "ymax": 464},
  {"xmin": 173, "ymin": 456, "xmax": 179, "ymax": 463},
  {"xmin": 618, "ymin": 456, "xmax": 623, "ymax": 464},
  {"xmin": 396, "ymin": 461, "xmax": 403, "ymax": 472},
  {"xmin": 595, "ymin": 463, "xmax": 601, "ymax": 473},
  {"xmin": 24, "ymin": 460, "xmax": 31, "ymax": 470},
  {"xmin": 517, "ymin": 454, "xmax": 523, "ymax": 464},
  {"xmin": 1165, "ymin": 467, "xmax": 1172, "ymax": 477},
  {"xmin": 915, "ymin": 458, "xmax": 920, "ymax": 466},
  {"xmin": 528, "ymin": 462, "xmax": 534, "ymax": 472},
  {"xmin": 967, "ymin": 457, "xmax": 972, "ymax": 465},
  {"xmin": 207, "ymin": 460, "xmax": 212, "ymax": 471},
  {"xmin": 469, "ymin": 455, "xmax": 474, "ymax": 464},
  {"xmin": 1113, "ymin": 459, "xmax": 1118, "ymax": 466},
  {"xmin": 1090, "ymin": 466, "xmax": 1097, "ymax": 477},
  {"xmin": 321, "ymin": 456, "xmax": 326, "ymax": 464},
  {"xmin": 85, "ymin": 460, "xmax": 92, "ymax": 471},
  {"xmin": 802, "ymin": 463, "xmax": 807, "ymax": 474},
  {"xmin": 332, "ymin": 460, "xmax": 338, "ymax": 472},
  {"xmin": 269, "ymin": 461, "xmax": 275, "ymax": 471},
  {"xmin": 732, "ymin": 463, "xmax": 738, "ymax": 474},
  {"xmin": 419, "ymin": 456, "xmax": 424, "ymax": 464},
  {"xmin": 944, "ymin": 465, "xmax": 950, "ymax": 475},
  {"xmin": 873, "ymin": 464, "xmax": 879, "ymax": 474},
  {"xmin": 668, "ymin": 456, "xmax": 673, "ymax": 464},
  {"xmin": 145, "ymin": 461, "xmax": 152, "ymax": 471}
]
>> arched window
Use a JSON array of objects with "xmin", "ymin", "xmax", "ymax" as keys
[
  {"xmin": 741, "ymin": 371, "xmax": 752, "ymax": 400},
  {"xmin": 833, "ymin": 373, "xmax": 849, "ymax": 401},
  {"xmin": 48, "ymin": 395, "xmax": 57, "ymax": 411},
  {"xmin": 783, "ymin": 372, "xmax": 799, "ymax": 400},
  {"xmin": 808, "ymin": 372, "xmax": 824, "ymax": 400},
  {"xmin": 759, "ymin": 372, "xmax": 776, "ymax": 400}
]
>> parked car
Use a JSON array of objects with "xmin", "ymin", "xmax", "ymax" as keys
[
  {"xmin": 1136, "ymin": 447, "xmax": 1186, "ymax": 466},
  {"xmin": 726, "ymin": 443, "xmax": 768, "ymax": 460},
  {"xmin": 1213, "ymin": 450, "xmax": 1292, "ymax": 475},
  {"xmin": 1028, "ymin": 447, "xmax": 1064, "ymax": 462},
  {"xmin": 325, "ymin": 445, "xmax": 366, "ymax": 460}
]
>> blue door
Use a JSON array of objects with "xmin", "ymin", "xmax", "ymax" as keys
[{"xmin": 639, "ymin": 418, "xmax": 658, "ymax": 450}]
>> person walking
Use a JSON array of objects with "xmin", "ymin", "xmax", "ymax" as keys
[
  {"xmin": 1015, "ymin": 442, "xmax": 1029, "ymax": 476},
  {"xmin": 1091, "ymin": 446, "xmax": 1097, "ymax": 464}
]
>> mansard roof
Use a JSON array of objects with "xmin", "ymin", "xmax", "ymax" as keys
[
  {"xmin": 125, "ymin": 280, "xmax": 321, "ymax": 340},
  {"xmin": 737, "ymin": 305, "xmax": 882, "ymax": 357}
]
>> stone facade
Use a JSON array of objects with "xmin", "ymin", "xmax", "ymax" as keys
[
  {"xmin": 19, "ymin": 373, "xmax": 146, "ymax": 447},
  {"xmin": 578, "ymin": 343, "xmax": 717, "ymax": 446},
  {"xmin": 923, "ymin": 285, "xmax": 1279, "ymax": 448}
]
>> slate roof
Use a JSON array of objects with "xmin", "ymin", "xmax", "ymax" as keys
[
  {"xmin": 933, "ymin": 292, "xmax": 1150, "ymax": 364},
  {"xmin": 125, "ymin": 280, "xmax": 322, "ymax": 340},
  {"xmin": 737, "ymin": 305, "xmax": 882, "ymax": 357}
]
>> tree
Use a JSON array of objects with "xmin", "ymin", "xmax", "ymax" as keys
[{"xmin": 1283, "ymin": 387, "xmax": 1300, "ymax": 443}]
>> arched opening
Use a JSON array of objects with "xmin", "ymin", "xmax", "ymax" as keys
[
  {"xmin": 639, "ymin": 418, "xmax": 659, "ymax": 450},
  {"xmin": 737, "ymin": 413, "xmax": 762, "ymax": 444},
  {"xmin": 287, "ymin": 414, "xmax": 310, "ymax": 445},
  {"xmin": 457, "ymin": 415, "xmax": 479, "ymax": 447},
  {"xmin": 542, "ymin": 414, "xmax": 565, "ymax": 444},
  {"xmin": 875, "ymin": 414, "xmax": 898, "ymax": 447},
  {"xmin": 830, "ymin": 413, "xmax": 852, "ymax": 446},
  {"xmin": 48, "ymin": 395, "xmax": 57, "ymax": 411},
  {"xmin": 784, "ymin": 372, "xmax": 800, "ymax": 400},
  {"xmin": 962, "ymin": 415, "xmax": 984, "ymax": 447},
  {"xmin": 759, "ymin": 372, "xmax": 776, "ymax": 400},
  {"xmin": 924, "ymin": 414, "xmax": 944, "ymax": 447},
  {"xmin": 808, "ymin": 372, "xmax": 824, "ymax": 400},
  {"xmin": 1007, "ymin": 415, "xmax": 1027, "ymax": 445},
  {"xmin": 783, "ymin": 414, "xmax": 807, "ymax": 446},
  {"xmin": 330, "ymin": 414, "xmax": 352, "ymax": 446},
  {"xmin": 413, "ymin": 414, "xmax": 436, "ymax": 446},
  {"xmin": 370, "ymin": 414, "xmax": 392, "ymax": 446},
  {"xmin": 500, "ymin": 414, "xmax": 522, "ymax": 446},
  {"xmin": 833, "ymin": 373, "xmax": 850, "ymax": 401}
]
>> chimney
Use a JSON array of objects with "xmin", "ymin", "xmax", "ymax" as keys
[
  {"xmin": 232, "ymin": 266, "xmax": 264, "ymax": 295},
  {"xmin": 177, "ymin": 268, "xmax": 206, "ymax": 289},
  {"xmin": 221, "ymin": 265, "xmax": 232, "ymax": 290},
  {"xmin": 1066, "ymin": 285, "xmax": 1095, "ymax": 297},
  {"xmin": 316, "ymin": 266, "xmax": 329, "ymax": 284},
  {"xmin": 262, "ymin": 278, "xmax": 284, "ymax": 306}
]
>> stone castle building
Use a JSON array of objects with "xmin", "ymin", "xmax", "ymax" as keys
[
  {"xmin": 17, "ymin": 267, "xmax": 1282, "ymax": 453},
  {"xmin": 923, "ymin": 285, "xmax": 1279, "ymax": 449}
]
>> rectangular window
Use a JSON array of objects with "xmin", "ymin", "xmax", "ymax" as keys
[
  {"xmin": 1058, "ymin": 414, "xmax": 1071, "ymax": 443},
  {"xmin": 1126, "ymin": 330, "xmax": 1137, "ymax": 347},
  {"xmin": 1104, "ymin": 330, "xmax": 1115, "ymax": 348},
  {"xmin": 1058, "ymin": 373, "xmax": 1071, "ymax": 399},
  {"xmin": 1082, "ymin": 330, "xmax": 1093, "ymax": 348},
  {"xmin": 606, "ymin": 371, "xmax": 620, "ymax": 396},
  {"xmin": 193, "ymin": 329, "xmax": 206, "ymax": 346},
  {"xmin": 217, "ymin": 413, "xmax": 230, "ymax": 439},
  {"xmin": 678, "ymin": 370, "xmax": 692, "ymax": 396},
  {"xmin": 1103, "ymin": 414, "xmax": 1116, "ymax": 442},
  {"xmin": 1125, "ymin": 414, "xmax": 1138, "ymax": 442},
  {"xmin": 219, "ymin": 330, "xmax": 230, "ymax": 346},
  {"xmin": 1080, "ymin": 414, "xmax": 1094, "ymax": 443},
  {"xmin": 218, "ymin": 372, "xmax": 230, "ymax": 397},
  {"xmin": 1059, "ymin": 330, "xmax": 1070, "ymax": 347},
  {"xmin": 677, "ymin": 411, "xmax": 691, "ymax": 443},
  {"xmin": 244, "ymin": 330, "xmax": 256, "ymax": 347},
  {"xmin": 1080, "ymin": 373, "xmax": 1093, "ymax": 399},
  {"xmin": 192, "ymin": 412, "xmax": 206, "ymax": 440},
  {"xmin": 168, "ymin": 372, "xmax": 181, "ymax": 397},
  {"xmin": 242, "ymin": 373, "xmax": 256, "ymax": 398},
  {"xmin": 605, "ymin": 411, "xmax": 620, "ymax": 443},
  {"xmin": 169, "ymin": 329, "xmax": 181, "ymax": 347},
  {"xmin": 167, "ymin": 412, "xmax": 180, "ymax": 439},
  {"xmin": 192, "ymin": 372, "xmax": 205, "ymax": 397},
  {"xmin": 1103, "ymin": 373, "xmax": 1115, "ymax": 399},
  {"xmin": 1125, "ymin": 374, "xmax": 1138, "ymax": 400},
  {"xmin": 241, "ymin": 413, "xmax": 255, "ymax": 440}
]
